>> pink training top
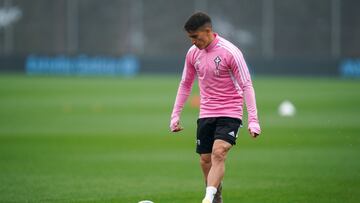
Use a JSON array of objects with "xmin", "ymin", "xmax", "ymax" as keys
[{"xmin": 170, "ymin": 33, "xmax": 261, "ymax": 134}]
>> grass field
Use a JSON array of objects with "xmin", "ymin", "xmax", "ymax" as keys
[{"xmin": 0, "ymin": 74, "xmax": 359, "ymax": 203}]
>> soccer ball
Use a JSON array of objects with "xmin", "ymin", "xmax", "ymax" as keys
[
  {"xmin": 278, "ymin": 100, "xmax": 296, "ymax": 117},
  {"xmin": 138, "ymin": 201, "xmax": 154, "ymax": 203}
]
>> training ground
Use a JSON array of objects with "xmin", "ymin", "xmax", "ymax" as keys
[{"xmin": 0, "ymin": 75, "xmax": 359, "ymax": 202}]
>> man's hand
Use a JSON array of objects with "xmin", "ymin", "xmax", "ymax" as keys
[
  {"xmin": 248, "ymin": 123, "xmax": 261, "ymax": 138},
  {"xmin": 248, "ymin": 128, "xmax": 260, "ymax": 138},
  {"xmin": 170, "ymin": 121, "xmax": 184, "ymax": 132}
]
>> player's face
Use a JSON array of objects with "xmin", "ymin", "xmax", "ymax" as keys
[{"xmin": 187, "ymin": 28, "xmax": 212, "ymax": 50}]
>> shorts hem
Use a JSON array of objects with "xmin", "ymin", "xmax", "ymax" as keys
[{"xmin": 196, "ymin": 150, "xmax": 212, "ymax": 154}]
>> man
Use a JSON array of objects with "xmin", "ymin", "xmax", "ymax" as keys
[{"xmin": 170, "ymin": 12, "xmax": 261, "ymax": 203}]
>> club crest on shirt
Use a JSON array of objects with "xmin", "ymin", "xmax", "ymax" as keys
[{"xmin": 214, "ymin": 56, "xmax": 221, "ymax": 76}]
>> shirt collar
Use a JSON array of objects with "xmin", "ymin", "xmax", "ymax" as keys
[{"xmin": 204, "ymin": 33, "xmax": 219, "ymax": 52}]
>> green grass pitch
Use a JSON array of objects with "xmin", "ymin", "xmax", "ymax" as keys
[{"xmin": 0, "ymin": 74, "xmax": 359, "ymax": 203}]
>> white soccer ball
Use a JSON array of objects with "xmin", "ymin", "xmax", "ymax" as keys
[
  {"xmin": 278, "ymin": 100, "xmax": 296, "ymax": 117},
  {"xmin": 138, "ymin": 201, "xmax": 154, "ymax": 203}
]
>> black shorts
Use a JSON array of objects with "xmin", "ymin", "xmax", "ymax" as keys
[{"xmin": 196, "ymin": 117, "xmax": 242, "ymax": 154}]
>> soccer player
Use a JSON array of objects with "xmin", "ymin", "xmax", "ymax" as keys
[{"xmin": 170, "ymin": 12, "xmax": 261, "ymax": 203}]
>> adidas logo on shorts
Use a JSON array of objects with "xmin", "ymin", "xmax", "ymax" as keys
[{"xmin": 228, "ymin": 131, "xmax": 235, "ymax": 137}]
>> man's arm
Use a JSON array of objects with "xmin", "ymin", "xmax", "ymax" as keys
[
  {"xmin": 170, "ymin": 52, "xmax": 196, "ymax": 132},
  {"xmin": 228, "ymin": 49, "xmax": 261, "ymax": 137}
]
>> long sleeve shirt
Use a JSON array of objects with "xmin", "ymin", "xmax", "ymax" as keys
[{"xmin": 170, "ymin": 33, "xmax": 261, "ymax": 134}]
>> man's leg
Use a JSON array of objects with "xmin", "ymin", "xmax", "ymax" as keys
[
  {"xmin": 203, "ymin": 139, "xmax": 232, "ymax": 202},
  {"xmin": 200, "ymin": 153, "xmax": 212, "ymax": 182},
  {"xmin": 202, "ymin": 117, "xmax": 240, "ymax": 202},
  {"xmin": 200, "ymin": 153, "xmax": 223, "ymax": 203},
  {"xmin": 202, "ymin": 139, "xmax": 232, "ymax": 202},
  {"xmin": 207, "ymin": 139, "xmax": 232, "ymax": 188}
]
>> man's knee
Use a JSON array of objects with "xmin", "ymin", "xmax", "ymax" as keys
[
  {"xmin": 200, "ymin": 154, "xmax": 212, "ymax": 166},
  {"xmin": 212, "ymin": 147, "xmax": 227, "ymax": 162},
  {"xmin": 212, "ymin": 141, "xmax": 231, "ymax": 162}
]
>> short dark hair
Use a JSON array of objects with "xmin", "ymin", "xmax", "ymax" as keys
[{"xmin": 184, "ymin": 12, "xmax": 212, "ymax": 32}]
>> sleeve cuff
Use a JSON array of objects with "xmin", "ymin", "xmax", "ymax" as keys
[
  {"xmin": 248, "ymin": 122, "xmax": 261, "ymax": 134},
  {"xmin": 170, "ymin": 116, "xmax": 179, "ymax": 131}
]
